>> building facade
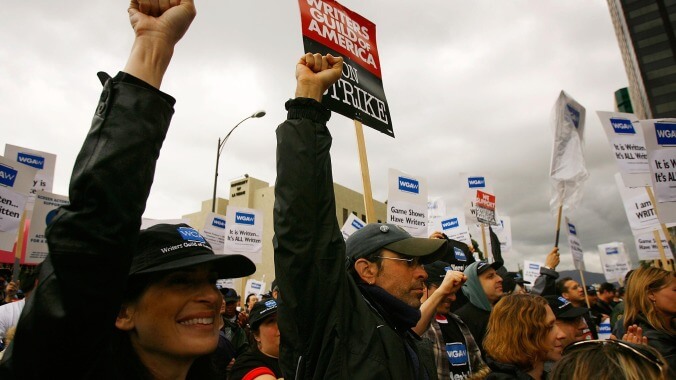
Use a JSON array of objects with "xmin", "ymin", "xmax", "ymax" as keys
[{"xmin": 607, "ymin": 0, "xmax": 676, "ymax": 118}]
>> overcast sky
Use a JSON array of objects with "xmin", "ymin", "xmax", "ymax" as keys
[{"xmin": 2, "ymin": 1, "xmax": 641, "ymax": 274}]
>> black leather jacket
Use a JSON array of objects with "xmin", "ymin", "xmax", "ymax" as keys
[
  {"xmin": 0, "ymin": 72, "xmax": 175, "ymax": 379},
  {"xmin": 273, "ymin": 98, "xmax": 432, "ymax": 380}
]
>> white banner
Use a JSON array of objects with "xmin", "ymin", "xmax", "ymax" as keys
[
  {"xmin": 614, "ymin": 173, "xmax": 660, "ymax": 231},
  {"xmin": 341, "ymin": 213, "xmax": 365, "ymax": 241},
  {"xmin": 641, "ymin": 120, "xmax": 676, "ymax": 224},
  {"xmin": 202, "ymin": 212, "xmax": 227, "ymax": 254},
  {"xmin": 224, "ymin": 206, "xmax": 264, "ymax": 263},
  {"xmin": 492, "ymin": 216, "xmax": 512, "ymax": 253},
  {"xmin": 597, "ymin": 242, "xmax": 631, "ymax": 283},
  {"xmin": 244, "ymin": 278, "xmax": 267, "ymax": 298},
  {"xmin": 523, "ymin": 260, "xmax": 544, "ymax": 286},
  {"xmin": 387, "ymin": 169, "xmax": 428, "ymax": 237},
  {"xmin": 633, "ymin": 229, "xmax": 672, "ymax": 261},
  {"xmin": 460, "ymin": 173, "xmax": 492, "ymax": 224},
  {"xmin": 597, "ymin": 112, "xmax": 650, "ymax": 187},
  {"xmin": 565, "ymin": 218, "xmax": 585, "ymax": 271},
  {"xmin": 4, "ymin": 144, "xmax": 57, "ymax": 203},
  {"xmin": 0, "ymin": 156, "xmax": 38, "ymax": 251},
  {"xmin": 24, "ymin": 191, "xmax": 69, "ymax": 265},
  {"xmin": 435, "ymin": 213, "xmax": 471, "ymax": 246}
]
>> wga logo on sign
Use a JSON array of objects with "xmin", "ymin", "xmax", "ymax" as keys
[
  {"xmin": 610, "ymin": 118, "xmax": 635, "ymax": 135},
  {"xmin": 529, "ymin": 263, "xmax": 539, "ymax": 270},
  {"xmin": 441, "ymin": 218, "xmax": 459, "ymax": 230},
  {"xmin": 0, "ymin": 165, "xmax": 18, "ymax": 187},
  {"xmin": 212, "ymin": 218, "xmax": 226, "ymax": 229},
  {"xmin": 235, "ymin": 212, "xmax": 255, "ymax": 225},
  {"xmin": 398, "ymin": 177, "xmax": 419, "ymax": 194},
  {"xmin": 655, "ymin": 122, "xmax": 676, "ymax": 146},
  {"xmin": 467, "ymin": 177, "xmax": 485, "ymax": 188},
  {"xmin": 17, "ymin": 152, "xmax": 45, "ymax": 169},
  {"xmin": 351, "ymin": 219, "xmax": 364, "ymax": 230},
  {"xmin": 568, "ymin": 223, "xmax": 577, "ymax": 235},
  {"xmin": 566, "ymin": 104, "xmax": 580, "ymax": 128},
  {"xmin": 606, "ymin": 247, "xmax": 619, "ymax": 255},
  {"xmin": 177, "ymin": 227, "xmax": 206, "ymax": 243},
  {"xmin": 446, "ymin": 343, "xmax": 468, "ymax": 366},
  {"xmin": 454, "ymin": 247, "xmax": 467, "ymax": 261}
]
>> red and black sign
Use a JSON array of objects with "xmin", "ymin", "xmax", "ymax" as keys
[{"xmin": 298, "ymin": 0, "xmax": 394, "ymax": 137}]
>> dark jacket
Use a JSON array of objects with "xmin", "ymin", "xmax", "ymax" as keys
[
  {"xmin": 484, "ymin": 357, "xmax": 535, "ymax": 380},
  {"xmin": 0, "ymin": 72, "xmax": 174, "ymax": 379},
  {"xmin": 273, "ymin": 98, "xmax": 432, "ymax": 380},
  {"xmin": 530, "ymin": 267, "xmax": 558, "ymax": 296},
  {"xmin": 455, "ymin": 301, "xmax": 491, "ymax": 356},
  {"xmin": 635, "ymin": 315, "xmax": 676, "ymax": 379}
]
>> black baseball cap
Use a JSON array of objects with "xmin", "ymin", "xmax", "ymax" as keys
[
  {"xmin": 248, "ymin": 298, "xmax": 278, "ymax": 330},
  {"xmin": 423, "ymin": 261, "xmax": 451, "ymax": 286},
  {"xmin": 476, "ymin": 260, "xmax": 502, "ymax": 276},
  {"xmin": 346, "ymin": 223, "xmax": 447, "ymax": 263},
  {"xmin": 130, "ymin": 223, "xmax": 256, "ymax": 279},
  {"xmin": 586, "ymin": 285, "xmax": 597, "ymax": 295},
  {"xmin": 0, "ymin": 268, "xmax": 11, "ymax": 280},
  {"xmin": 219, "ymin": 287, "xmax": 240, "ymax": 302},
  {"xmin": 545, "ymin": 295, "xmax": 588, "ymax": 319}
]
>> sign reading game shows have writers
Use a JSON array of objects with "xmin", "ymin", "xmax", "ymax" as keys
[{"xmin": 298, "ymin": 0, "xmax": 393, "ymax": 136}]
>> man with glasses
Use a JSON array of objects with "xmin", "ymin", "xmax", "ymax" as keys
[{"xmin": 274, "ymin": 53, "xmax": 448, "ymax": 380}]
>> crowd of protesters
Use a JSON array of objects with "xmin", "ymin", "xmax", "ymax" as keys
[{"xmin": 0, "ymin": 1, "xmax": 674, "ymax": 379}]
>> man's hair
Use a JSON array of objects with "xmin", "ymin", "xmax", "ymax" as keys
[
  {"xmin": 483, "ymin": 294, "xmax": 554, "ymax": 371},
  {"xmin": 623, "ymin": 267, "xmax": 676, "ymax": 335},
  {"xmin": 551, "ymin": 341, "xmax": 666, "ymax": 380},
  {"xmin": 599, "ymin": 282, "xmax": 615, "ymax": 294},
  {"xmin": 556, "ymin": 277, "xmax": 574, "ymax": 296}
]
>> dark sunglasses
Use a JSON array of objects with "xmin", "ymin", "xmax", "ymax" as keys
[
  {"xmin": 376, "ymin": 255, "xmax": 422, "ymax": 268},
  {"xmin": 564, "ymin": 339, "xmax": 664, "ymax": 373}
]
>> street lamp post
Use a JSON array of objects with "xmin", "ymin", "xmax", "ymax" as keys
[{"xmin": 212, "ymin": 110, "xmax": 266, "ymax": 212}]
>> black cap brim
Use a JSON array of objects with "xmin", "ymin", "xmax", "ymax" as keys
[
  {"xmin": 558, "ymin": 307, "xmax": 589, "ymax": 319},
  {"xmin": 384, "ymin": 238, "xmax": 447, "ymax": 264},
  {"xmin": 132, "ymin": 253, "xmax": 255, "ymax": 279}
]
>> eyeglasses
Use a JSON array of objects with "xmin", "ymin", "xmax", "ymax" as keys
[
  {"xmin": 563, "ymin": 339, "xmax": 664, "ymax": 373},
  {"xmin": 376, "ymin": 256, "xmax": 422, "ymax": 268}
]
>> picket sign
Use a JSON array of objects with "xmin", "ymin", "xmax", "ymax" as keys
[
  {"xmin": 645, "ymin": 186, "xmax": 674, "ymax": 270},
  {"xmin": 355, "ymin": 121, "xmax": 376, "ymax": 223}
]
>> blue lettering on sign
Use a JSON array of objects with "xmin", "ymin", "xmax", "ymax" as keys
[
  {"xmin": 606, "ymin": 247, "xmax": 619, "ymax": 255},
  {"xmin": 351, "ymin": 219, "xmax": 364, "ymax": 229},
  {"xmin": 655, "ymin": 122, "xmax": 676, "ymax": 146},
  {"xmin": 212, "ymin": 218, "xmax": 226, "ymax": 229},
  {"xmin": 177, "ymin": 227, "xmax": 206, "ymax": 243},
  {"xmin": 235, "ymin": 212, "xmax": 255, "ymax": 225},
  {"xmin": 446, "ymin": 342, "xmax": 468, "ymax": 366},
  {"xmin": 568, "ymin": 223, "xmax": 577, "ymax": 235},
  {"xmin": 0, "ymin": 164, "xmax": 18, "ymax": 187},
  {"xmin": 17, "ymin": 152, "xmax": 45, "ymax": 169},
  {"xmin": 599, "ymin": 323, "xmax": 612, "ymax": 334},
  {"xmin": 252, "ymin": 283, "xmax": 261, "ymax": 289},
  {"xmin": 529, "ymin": 263, "xmax": 539, "ymax": 270},
  {"xmin": 467, "ymin": 177, "xmax": 485, "ymax": 188},
  {"xmin": 610, "ymin": 118, "xmax": 635, "ymax": 135},
  {"xmin": 454, "ymin": 247, "xmax": 467, "ymax": 261},
  {"xmin": 441, "ymin": 218, "xmax": 459, "ymax": 230},
  {"xmin": 566, "ymin": 104, "xmax": 580, "ymax": 128},
  {"xmin": 398, "ymin": 176, "xmax": 419, "ymax": 194}
]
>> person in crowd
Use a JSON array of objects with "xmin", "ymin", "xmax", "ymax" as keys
[
  {"xmin": 273, "ymin": 52, "xmax": 449, "ymax": 379},
  {"xmin": 502, "ymin": 272, "xmax": 530, "ymax": 295},
  {"xmin": 245, "ymin": 293, "xmax": 259, "ymax": 315},
  {"xmin": 0, "ymin": 2, "xmax": 257, "ymax": 378},
  {"xmin": 551, "ymin": 339, "xmax": 669, "ymax": 380},
  {"xmin": 455, "ymin": 261, "xmax": 503, "ymax": 356},
  {"xmin": 529, "ymin": 248, "xmax": 560, "ymax": 296},
  {"xmin": 611, "ymin": 270, "xmax": 634, "ymax": 336},
  {"xmin": 0, "ymin": 265, "xmax": 41, "ymax": 349},
  {"xmin": 596, "ymin": 282, "xmax": 617, "ymax": 316},
  {"xmin": 230, "ymin": 299, "xmax": 283, "ymax": 380},
  {"xmin": 428, "ymin": 232, "xmax": 475, "ymax": 311},
  {"xmin": 414, "ymin": 261, "xmax": 484, "ymax": 379},
  {"xmin": 0, "ymin": 269, "xmax": 11, "ymax": 306},
  {"xmin": 474, "ymin": 294, "xmax": 566, "ymax": 380},
  {"xmin": 543, "ymin": 296, "xmax": 588, "ymax": 348},
  {"xmin": 622, "ymin": 266, "xmax": 675, "ymax": 378},
  {"xmin": 220, "ymin": 287, "xmax": 250, "ymax": 357},
  {"xmin": 556, "ymin": 277, "xmax": 597, "ymax": 339},
  {"xmin": 586, "ymin": 285, "xmax": 606, "ymax": 330}
]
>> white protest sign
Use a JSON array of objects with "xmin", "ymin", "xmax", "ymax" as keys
[
  {"xmin": 474, "ymin": 190, "xmax": 497, "ymax": 225},
  {"xmin": 436, "ymin": 213, "xmax": 471, "ymax": 246},
  {"xmin": 224, "ymin": 206, "xmax": 263, "ymax": 263},
  {"xmin": 523, "ymin": 260, "xmax": 544, "ymax": 286},
  {"xmin": 427, "ymin": 198, "xmax": 446, "ymax": 233},
  {"xmin": 387, "ymin": 169, "xmax": 428, "ymax": 237},
  {"xmin": 565, "ymin": 218, "xmax": 585, "ymax": 271},
  {"xmin": 641, "ymin": 119, "xmax": 676, "ymax": 223},
  {"xmin": 597, "ymin": 242, "xmax": 631, "ymax": 283},
  {"xmin": 461, "ymin": 173, "xmax": 493, "ymax": 224},
  {"xmin": 24, "ymin": 191, "xmax": 69, "ymax": 265},
  {"xmin": 4, "ymin": 145, "xmax": 57, "ymax": 202},
  {"xmin": 0, "ymin": 156, "xmax": 38, "ymax": 253},
  {"xmin": 244, "ymin": 278, "xmax": 267, "ymax": 298},
  {"xmin": 597, "ymin": 112, "xmax": 650, "ymax": 187},
  {"xmin": 341, "ymin": 213, "xmax": 365, "ymax": 241},
  {"xmin": 633, "ymin": 229, "xmax": 672, "ymax": 261},
  {"xmin": 614, "ymin": 173, "xmax": 660, "ymax": 231},
  {"xmin": 492, "ymin": 216, "xmax": 512, "ymax": 253},
  {"xmin": 202, "ymin": 213, "xmax": 227, "ymax": 254}
]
